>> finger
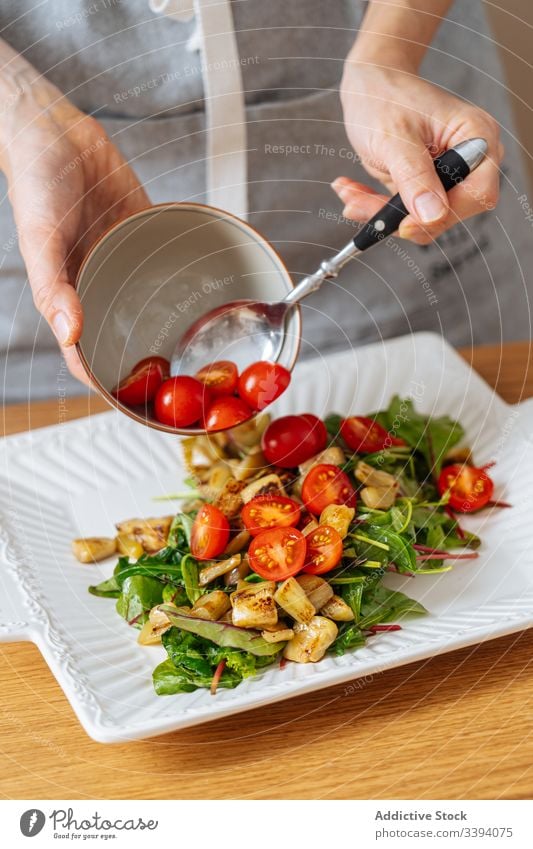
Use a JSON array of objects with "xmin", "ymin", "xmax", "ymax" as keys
[
  {"xmin": 398, "ymin": 154, "xmax": 502, "ymax": 243},
  {"xmin": 19, "ymin": 226, "xmax": 83, "ymax": 348},
  {"xmin": 331, "ymin": 178, "xmax": 390, "ymax": 222},
  {"xmin": 384, "ymin": 133, "xmax": 449, "ymax": 227},
  {"xmin": 61, "ymin": 344, "xmax": 94, "ymax": 388}
]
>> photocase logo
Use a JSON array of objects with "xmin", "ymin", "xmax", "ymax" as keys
[{"xmin": 20, "ymin": 809, "xmax": 46, "ymax": 837}]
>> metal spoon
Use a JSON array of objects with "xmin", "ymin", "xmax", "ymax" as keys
[{"xmin": 171, "ymin": 138, "xmax": 488, "ymax": 375}]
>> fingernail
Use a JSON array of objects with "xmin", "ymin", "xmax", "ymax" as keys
[
  {"xmin": 413, "ymin": 192, "xmax": 447, "ymax": 224},
  {"xmin": 335, "ymin": 186, "xmax": 354, "ymax": 204},
  {"xmin": 52, "ymin": 310, "xmax": 71, "ymax": 345}
]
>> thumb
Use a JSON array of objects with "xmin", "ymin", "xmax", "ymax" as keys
[
  {"xmin": 20, "ymin": 227, "xmax": 83, "ymax": 347},
  {"xmin": 386, "ymin": 135, "xmax": 449, "ymax": 226}
]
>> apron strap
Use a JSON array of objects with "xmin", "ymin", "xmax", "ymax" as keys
[
  {"xmin": 149, "ymin": 0, "xmax": 248, "ymax": 219},
  {"xmin": 194, "ymin": 0, "xmax": 248, "ymax": 219}
]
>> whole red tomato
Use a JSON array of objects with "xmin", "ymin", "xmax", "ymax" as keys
[{"xmin": 261, "ymin": 414, "xmax": 327, "ymax": 468}]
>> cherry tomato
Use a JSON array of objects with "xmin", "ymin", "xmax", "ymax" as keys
[
  {"xmin": 134, "ymin": 356, "xmax": 171, "ymax": 380},
  {"xmin": 340, "ymin": 416, "xmax": 405, "ymax": 453},
  {"xmin": 302, "ymin": 463, "xmax": 357, "ymax": 515},
  {"xmin": 261, "ymin": 413, "xmax": 328, "ymax": 468},
  {"xmin": 238, "ymin": 361, "xmax": 291, "ymax": 411},
  {"xmin": 241, "ymin": 495, "xmax": 301, "ymax": 536},
  {"xmin": 248, "ymin": 527, "xmax": 306, "ymax": 581},
  {"xmin": 204, "ymin": 396, "xmax": 253, "ymax": 432},
  {"xmin": 190, "ymin": 504, "xmax": 230, "ymax": 560},
  {"xmin": 195, "ymin": 360, "xmax": 238, "ymax": 397},
  {"xmin": 112, "ymin": 362, "xmax": 164, "ymax": 406},
  {"xmin": 437, "ymin": 463, "xmax": 494, "ymax": 513},
  {"xmin": 154, "ymin": 376, "xmax": 207, "ymax": 427},
  {"xmin": 303, "ymin": 524, "xmax": 343, "ymax": 575}
]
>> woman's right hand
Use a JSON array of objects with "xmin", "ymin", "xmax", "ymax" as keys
[{"xmin": 0, "ymin": 63, "xmax": 150, "ymax": 384}]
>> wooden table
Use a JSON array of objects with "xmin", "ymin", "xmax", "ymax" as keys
[{"xmin": 1, "ymin": 342, "xmax": 532, "ymax": 800}]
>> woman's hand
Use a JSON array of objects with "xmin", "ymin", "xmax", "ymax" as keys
[
  {"xmin": 335, "ymin": 63, "xmax": 504, "ymax": 244},
  {"xmin": 0, "ymin": 70, "xmax": 150, "ymax": 383}
]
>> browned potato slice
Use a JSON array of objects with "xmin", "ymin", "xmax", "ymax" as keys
[
  {"xmin": 319, "ymin": 504, "xmax": 355, "ymax": 539},
  {"xmin": 231, "ymin": 581, "xmax": 278, "ymax": 628},
  {"xmin": 199, "ymin": 554, "xmax": 242, "ymax": 586},
  {"xmin": 320, "ymin": 595, "xmax": 354, "ymax": 622},
  {"xmin": 274, "ymin": 577, "xmax": 315, "ymax": 624},
  {"xmin": 116, "ymin": 533, "xmax": 144, "ymax": 560},
  {"xmin": 360, "ymin": 486, "xmax": 397, "ymax": 509},
  {"xmin": 72, "ymin": 537, "xmax": 117, "ymax": 564},
  {"xmin": 283, "ymin": 616, "xmax": 338, "ymax": 663},
  {"xmin": 355, "ymin": 461, "xmax": 397, "ymax": 488},
  {"xmin": 115, "ymin": 516, "xmax": 173, "ymax": 553},
  {"xmin": 214, "ymin": 479, "xmax": 246, "ymax": 518},
  {"xmin": 223, "ymin": 529, "xmax": 252, "ymax": 557},
  {"xmin": 137, "ymin": 621, "xmax": 163, "ymax": 645},
  {"xmin": 190, "ymin": 591, "xmax": 231, "ymax": 621},
  {"xmin": 299, "ymin": 446, "xmax": 346, "ymax": 475},
  {"xmin": 261, "ymin": 623, "xmax": 294, "ymax": 643},
  {"xmin": 241, "ymin": 474, "xmax": 286, "ymax": 504},
  {"xmin": 295, "ymin": 574, "xmax": 334, "ymax": 611}
]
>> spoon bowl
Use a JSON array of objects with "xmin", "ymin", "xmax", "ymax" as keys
[{"xmin": 75, "ymin": 203, "xmax": 301, "ymax": 434}]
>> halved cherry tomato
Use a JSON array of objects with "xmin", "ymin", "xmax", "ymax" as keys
[
  {"xmin": 261, "ymin": 413, "xmax": 328, "ymax": 468},
  {"xmin": 204, "ymin": 396, "xmax": 253, "ymax": 432},
  {"xmin": 112, "ymin": 362, "xmax": 164, "ymax": 406},
  {"xmin": 340, "ymin": 416, "xmax": 405, "ymax": 453},
  {"xmin": 303, "ymin": 524, "xmax": 343, "ymax": 575},
  {"xmin": 134, "ymin": 356, "xmax": 170, "ymax": 380},
  {"xmin": 238, "ymin": 361, "xmax": 291, "ymax": 411},
  {"xmin": 302, "ymin": 463, "xmax": 357, "ymax": 515},
  {"xmin": 437, "ymin": 463, "xmax": 494, "ymax": 513},
  {"xmin": 241, "ymin": 495, "xmax": 301, "ymax": 536},
  {"xmin": 248, "ymin": 527, "xmax": 306, "ymax": 581},
  {"xmin": 190, "ymin": 504, "xmax": 230, "ymax": 560},
  {"xmin": 154, "ymin": 376, "xmax": 208, "ymax": 427},
  {"xmin": 195, "ymin": 360, "xmax": 238, "ymax": 397}
]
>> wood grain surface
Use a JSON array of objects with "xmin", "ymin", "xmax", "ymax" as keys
[{"xmin": 1, "ymin": 342, "xmax": 532, "ymax": 800}]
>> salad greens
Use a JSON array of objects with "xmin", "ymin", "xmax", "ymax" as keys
[{"xmin": 87, "ymin": 396, "xmax": 486, "ymax": 696}]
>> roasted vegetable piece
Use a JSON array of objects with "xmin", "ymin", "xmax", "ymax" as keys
[
  {"xmin": 214, "ymin": 479, "xmax": 246, "ymax": 518},
  {"xmin": 299, "ymin": 446, "xmax": 346, "ymax": 475},
  {"xmin": 116, "ymin": 533, "xmax": 144, "ymax": 560},
  {"xmin": 319, "ymin": 504, "xmax": 355, "ymax": 539},
  {"xmin": 115, "ymin": 516, "xmax": 173, "ymax": 552},
  {"xmin": 261, "ymin": 622, "xmax": 295, "ymax": 643},
  {"xmin": 283, "ymin": 616, "xmax": 338, "ymax": 663},
  {"xmin": 223, "ymin": 529, "xmax": 252, "ymax": 557},
  {"xmin": 138, "ymin": 603, "xmax": 178, "ymax": 644},
  {"xmin": 274, "ymin": 577, "xmax": 315, "ymax": 624},
  {"xmin": 241, "ymin": 473, "xmax": 286, "ymax": 504},
  {"xmin": 199, "ymin": 554, "xmax": 242, "ymax": 586},
  {"xmin": 231, "ymin": 581, "xmax": 278, "ymax": 629},
  {"xmin": 228, "ymin": 413, "xmax": 271, "ymax": 450},
  {"xmin": 360, "ymin": 486, "xmax": 397, "ymax": 509},
  {"xmin": 224, "ymin": 553, "xmax": 251, "ymax": 585},
  {"xmin": 295, "ymin": 574, "xmax": 334, "ymax": 611},
  {"xmin": 355, "ymin": 461, "xmax": 398, "ymax": 488},
  {"xmin": 190, "ymin": 590, "xmax": 231, "ymax": 621},
  {"xmin": 137, "ymin": 620, "xmax": 163, "ymax": 645},
  {"xmin": 158, "ymin": 606, "xmax": 283, "ymax": 656},
  {"xmin": 232, "ymin": 447, "xmax": 268, "ymax": 482},
  {"xmin": 320, "ymin": 595, "xmax": 355, "ymax": 621},
  {"xmin": 72, "ymin": 537, "xmax": 117, "ymax": 563}
]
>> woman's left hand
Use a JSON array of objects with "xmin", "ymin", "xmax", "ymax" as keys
[{"xmin": 335, "ymin": 63, "xmax": 504, "ymax": 244}]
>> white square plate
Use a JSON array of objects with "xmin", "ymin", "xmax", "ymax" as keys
[{"xmin": 1, "ymin": 333, "xmax": 533, "ymax": 742}]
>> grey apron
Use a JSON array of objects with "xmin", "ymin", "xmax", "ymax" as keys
[{"xmin": 0, "ymin": 0, "xmax": 531, "ymax": 401}]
